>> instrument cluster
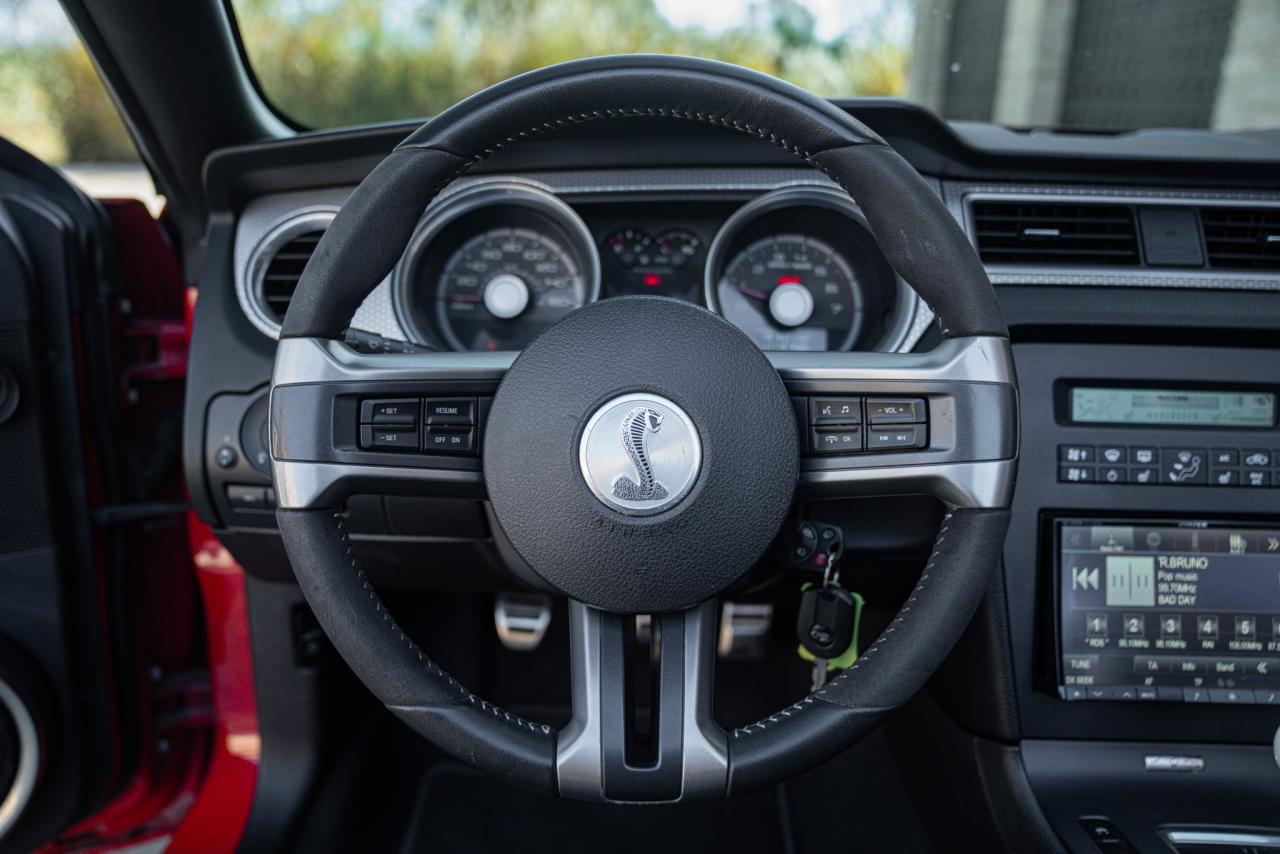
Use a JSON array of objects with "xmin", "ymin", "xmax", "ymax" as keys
[{"xmin": 392, "ymin": 182, "xmax": 913, "ymax": 353}]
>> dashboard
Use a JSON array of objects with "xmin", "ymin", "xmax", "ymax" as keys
[
  {"xmin": 190, "ymin": 101, "xmax": 1280, "ymax": 854},
  {"xmin": 234, "ymin": 175, "xmax": 926, "ymax": 356}
]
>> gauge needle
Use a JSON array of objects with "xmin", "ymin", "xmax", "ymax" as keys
[
  {"xmin": 448, "ymin": 294, "xmax": 483, "ymax": 302},
  {"xmin": 736, "ymin": 283, "xmax": 767, "ymax": 300}
]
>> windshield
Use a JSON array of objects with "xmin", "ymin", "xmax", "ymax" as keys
[{"xmin": 230, "ymin": 0, "xmax": 1280, "ymax": 133}]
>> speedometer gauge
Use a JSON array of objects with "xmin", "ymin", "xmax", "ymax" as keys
[
  {"xmin": 715, "ymin": 234, "xmax": 862, "ymax": 352},
  {"xmin": 436, "ymin": 227, "xmax": 587, "ymax": 351}
]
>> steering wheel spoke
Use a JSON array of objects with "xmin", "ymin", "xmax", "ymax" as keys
[
  {"xmin": 770, "ymin": 335, "xmax": 1018, "ymax": 509},
  {"xmin": 558, "ymin": 599, "xmax": 727, "ymax": 803},
  {"xmin": 270, "ymin": 336, "xmax": 512, "ymax": 509}
]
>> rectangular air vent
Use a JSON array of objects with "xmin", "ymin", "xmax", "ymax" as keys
[
  {"xmin": 262, "ymin": 229, "xmax": 324, "ymax": 321},
  {"xmin": 971, "ymin": 201, "xmax": 1139, "ymax": 266},
  {"xmin": 1200, "ymin": 207, "xmax": 1280, "ymax": 270}
]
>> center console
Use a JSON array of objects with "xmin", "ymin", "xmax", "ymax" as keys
[
  {"xmin": 1005, "ymin": 343, "xmax": 1280, "ymax": 852},
  {"xmin": 1055, "ymin": 518, "xmax": 1280, "ymax": 705}
]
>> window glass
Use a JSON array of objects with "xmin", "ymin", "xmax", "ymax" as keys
[
  {"xmin": 230, "ymin": 0, "xmax": 1280, "ymax": 133},
  {"xmin": 0, "ymin": 0, "xmax": 161, "ymax": 212}
]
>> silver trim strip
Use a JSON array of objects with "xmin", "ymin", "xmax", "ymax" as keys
[
  {"xmin": 680, "ymin": 601, "xmax": 729, "ymax": 800},
  {"xmin": 555, "ymin": 601, "xmax": 727, "ymax": 802},
  {"xmin": 1143, "ymin": 755, "xmax": 1205, "ymax": 773},
  {"xmin": 272, "ymin": 335, "xmax": 514, "ymax": 387},
  {"xmin": 803, "ymin": 459, "xmax": 1015, "ymax": 509},
  {"xmin": 0, "ymin": 678, "xmax": 39, "ymax": 841},
  {"xmin": 238, "ymin": 206, "xmax": 339, "ymax": 339},
  {"xmin": 1162, "ymin": 829, "xmax": 1280, "ymax": 849},
  {"xmin": 271, "ymin": 336, "xmax": 1015, "ymax": 510},
  {"xmin": 557, "ymin": 602, "xmax": 604, "ymax": 800},
  {"xmin": 768, "ymin": 334, "xmax": 1015, "ymax": 385}
]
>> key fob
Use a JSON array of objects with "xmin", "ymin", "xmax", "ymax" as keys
[
  {"xmin": 780, "ymin": 520, "xmax": 843, "ymax": 573},
  {"xmin": 797, "ymin": 585, "xmax": 856, "ymax": 658}
]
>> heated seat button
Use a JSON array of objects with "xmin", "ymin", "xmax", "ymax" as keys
[
  {"xmin": 811, "ymin": 397, "xmax": 862, "ymax": 425},
  {"xmin": 424, "ymin": 427, "xmax": 475, "ymax": 454},
  {"xmin": 811, "ymin": 427, "xmax": 862, "ymax": 454},
  {"xmin": 360, "ymin": 398, "xmax": 420, "ymax": 425},
  {"xmin": 360, "ymin": 425, "xmax": 419, "ymax": 451},
  {"xmin": 866, "ymin": 425, "xmax": 926, "ymax": 451},
  {"xmin": 425, "ymin": 397, "xmax": 476, "ymax": 426},
  {"xmin": 865, "ymin": 398, "xmax": 925, "ymax": 424}
]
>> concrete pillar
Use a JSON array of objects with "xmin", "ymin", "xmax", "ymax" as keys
[
  {"xmin": 1212, "ymin": 0, "xmax": 1280, "ymax": 130},
  {"xmin": 991, "ymin": 0, "xmax": 1079, "ymax": 127}
]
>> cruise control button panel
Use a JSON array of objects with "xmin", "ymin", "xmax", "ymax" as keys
[{"xmin": 358, "ymin": 396, "xmax": 483, "ymax": 456}]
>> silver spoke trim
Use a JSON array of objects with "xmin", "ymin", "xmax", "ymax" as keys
[
  {"xmin": 272, "ymin": 336, "xmax": 514, "ymax": 386},
  {"xmin": 556, "ymin": 601, "xmax": 728, "ymax": 803},
  {"xmin": 556, "ymin": 602, "xmax": 605, "ymax": 801},
  {"xmin": 271, "ymin": 335, "xmax": 1016, "ymax": 510},
  {"xmin": 766, "ymin": 334, "xmax": 1014, "ymax": 384}
]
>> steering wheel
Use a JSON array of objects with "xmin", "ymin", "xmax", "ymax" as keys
[{"xmin": 269, "ymin": 55, "xmax": 1017, "ymax": 803}]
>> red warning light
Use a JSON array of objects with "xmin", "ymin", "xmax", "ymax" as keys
[
  {"xmin": 777, "ymin": 275, "xmax": 802, "ymax": 285},
  {"xmin": 642, "ymin": 273, "xmax": 662, "ymax": 287}
]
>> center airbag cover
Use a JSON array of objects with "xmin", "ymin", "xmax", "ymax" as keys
[{"xmin": 484, "ymin": 296, "xmax": 799, "ymax": 613}]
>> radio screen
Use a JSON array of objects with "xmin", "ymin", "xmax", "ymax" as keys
[
  {"xmin": 1057, "ymin": 520, "xmax": 1280, "ymax": 705},
  {"xmin": 1069, "ymin": 386, "xmax": 1275, "ymax": 427}
]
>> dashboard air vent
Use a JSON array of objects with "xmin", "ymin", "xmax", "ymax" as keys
[
  {"xmin": 972, "ymin": 201, "xmax": 1139, "ymax": 266},
  {"xmin": 1200, "ymin": 207, "xmax": 1280, "ymax": 270},
  {"xmin": 260, "ymin": 228, "xmax": 324, "ymax": 322}
]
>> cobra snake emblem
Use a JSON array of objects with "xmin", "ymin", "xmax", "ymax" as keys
[{"xmin": 611, "ymin": 407, "xmax": 669, "ymax": 501}]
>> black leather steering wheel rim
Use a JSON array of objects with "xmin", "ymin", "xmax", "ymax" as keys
[{"xmin": 271, "ymin": 54, "xmax": 1015, "ymax": 802}]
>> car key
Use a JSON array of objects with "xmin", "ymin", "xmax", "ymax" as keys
[{"xmin": 797, "ymin": 560, "xmax": 855, "ymax": 689}]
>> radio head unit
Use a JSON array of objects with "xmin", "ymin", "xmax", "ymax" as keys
[{"xmin": 1056, "ymin": 519, "xmax": 1280, "ymax": 705}]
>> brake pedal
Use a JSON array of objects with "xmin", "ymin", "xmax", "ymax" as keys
[{"xmin": 494, "ymin": 592, "xmax": 552, "ymax": 651}]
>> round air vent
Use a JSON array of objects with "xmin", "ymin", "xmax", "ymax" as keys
[
  {"xmin": 240, "ymin": 209, "xmax": 335, "ymax": 338},
  {"xmin": 0, "ymin": 677, "xmax": 39, "ymax": 842}
]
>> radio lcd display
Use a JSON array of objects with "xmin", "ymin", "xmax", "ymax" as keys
[
  {"xmin": 1057, "ymin": 520, "xmax": 1280, "ymax": 704},
  {"xmin": 1069, "ymin": 386, "xmax": 1275, "ymax": 427}
]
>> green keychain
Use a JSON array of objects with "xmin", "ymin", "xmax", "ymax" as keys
[{"xmin": 796, "ymin": 579, "xmax": 865, "ymax": 685}]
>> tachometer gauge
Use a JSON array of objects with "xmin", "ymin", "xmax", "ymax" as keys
[
  {"xmin": 715, "ymin": 234, "xmax": 862, "ymax": 351},
  {"xmin": 437, "ymin": 227, "xmax": 587, "ymax": 351}
]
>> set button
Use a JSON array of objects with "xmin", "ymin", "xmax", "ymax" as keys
[
  {"xmin": 360, "ymin": 398, "xmax": 420, "ymax": 425},
  {"xmin": 360, "ymin": 425, "xmax": 418, "ymax": 451}
]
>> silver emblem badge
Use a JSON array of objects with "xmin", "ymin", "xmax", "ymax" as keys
[{"xmin": 578, "ymin": 393, "xmax": 701, "ymax": 515}]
